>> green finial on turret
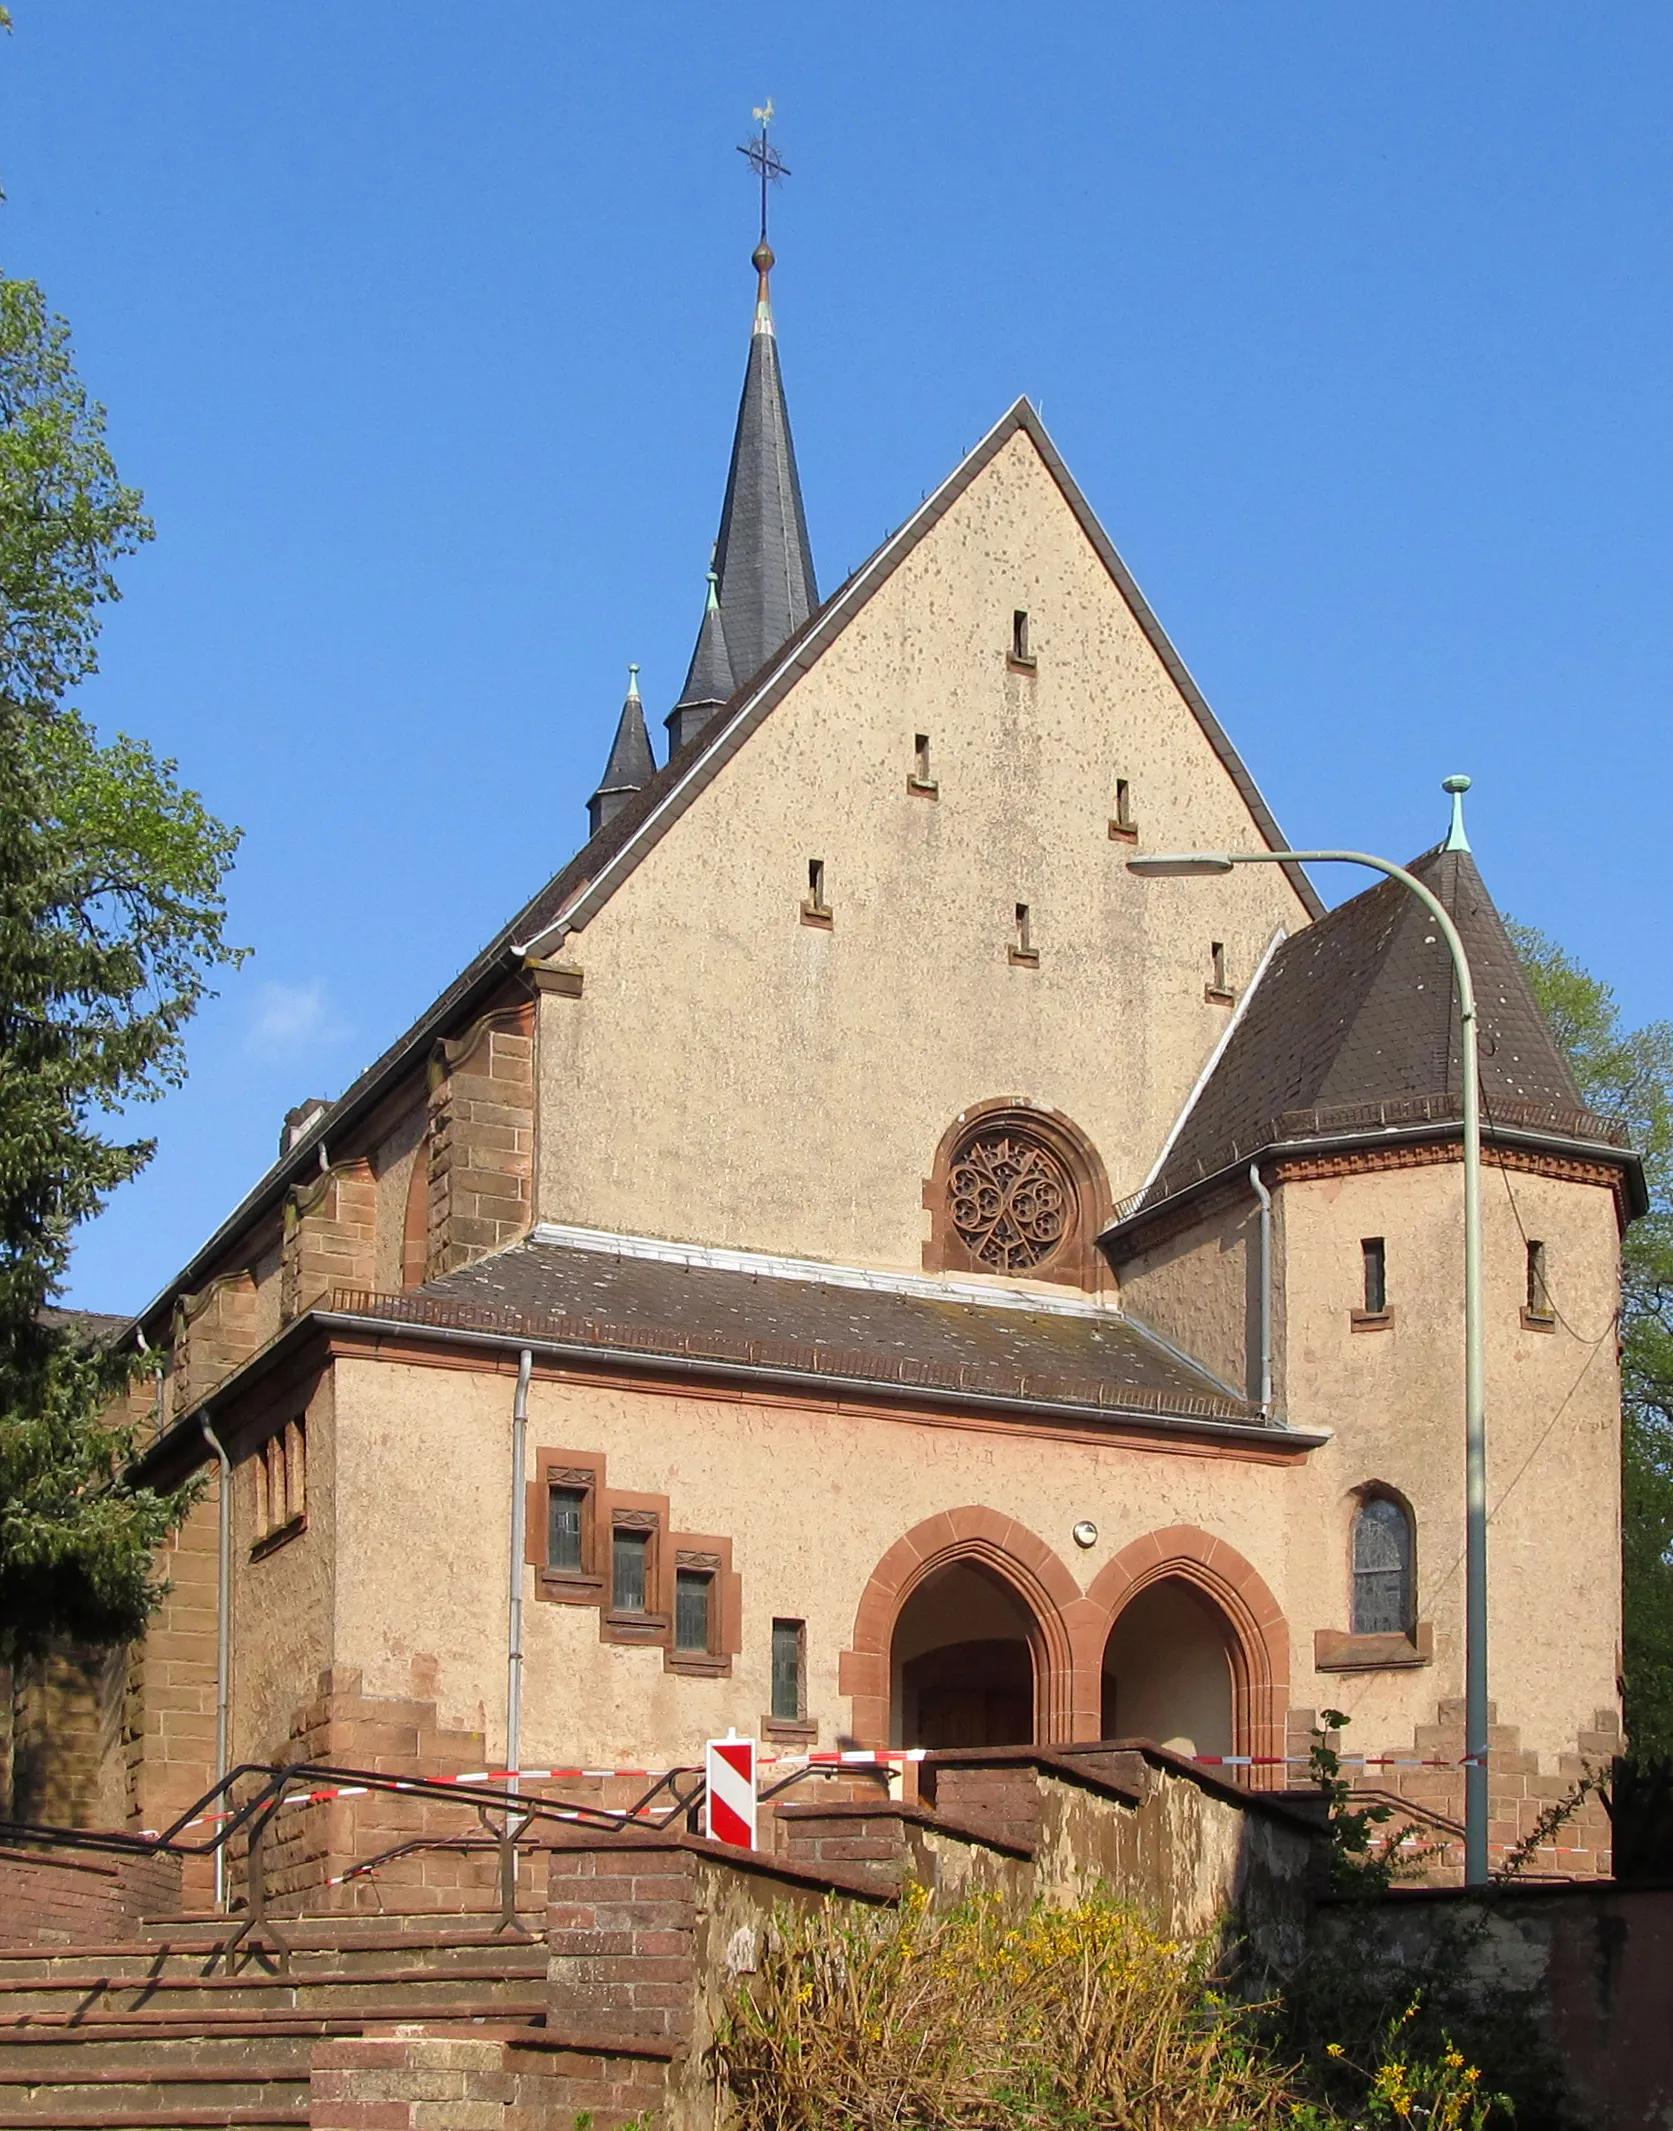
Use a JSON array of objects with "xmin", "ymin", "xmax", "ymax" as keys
[
  {"xmin": 626, "ymin": 662, "xmax": 641, "ymax": 701},
  {"xmin": 1442, "ymin": 774, "xmax": 1472, "ymax": 854}
]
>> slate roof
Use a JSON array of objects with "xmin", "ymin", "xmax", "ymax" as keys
[
  {"xmin": 327, "ymin": 1233, "xmax": 1281, "ymax": 1430},
  {"xmin": 1117, "ymin": 844, "xmax": 1628, "ymax": 1227}
]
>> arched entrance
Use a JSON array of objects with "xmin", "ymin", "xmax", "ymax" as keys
[
  {"xmin": 1100, "ymin": 1577, "xmax": 1235, "ymax": 1759},
  {"xmin": 1084, "ymin": 1525, "xmax": 1292, "ymax": 1782},
  {"xmin": 893, "ymin": 1561, "xmax": 1037, "ymax": 1749},
  {"xmin": 842, "ymin": 1509, "xmax": 1082, "ymax": 1748}
]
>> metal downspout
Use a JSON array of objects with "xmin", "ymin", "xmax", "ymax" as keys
[
  {"xmin": 1248, "ymin": 1164, "xmax": 1273, "ymax": 1418},
  {"xmin": 505, "ymin": 1350, "xmax": 533, "ymax": 1841},
  {"xmin": 198, "ymin": 1415, "xmax": 232, "ymax": 1911}
]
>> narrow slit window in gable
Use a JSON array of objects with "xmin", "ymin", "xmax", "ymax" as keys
[
  {"xmin": 910, "ymin": 733, "xmax": 937, "ymax": 793},
  {"xmin": 1011, "ymin": 609, "xmax": 1032, "ymax": 663},
  {"xmin": 1010, "ymin": 903, "xmax": 1038, "ymax": 965},
  {"xmin": 1362, "ymin": 1238, "xmax": 1387, "ymax": 1317},
  {"xmin": 1526, "ymin": 1240, "xmax": 1552, "ymax": 1321}
]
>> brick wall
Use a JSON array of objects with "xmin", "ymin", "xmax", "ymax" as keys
[
  {"xmin": 310, "ymin": 2031, "xmax": 673, "ymax": 2131},
  {"xmin": 282, "ymin": 1159, "xmax": 377, "ymax": 1321},
  {"xmin": 170, "ymin": 1268, "xmax": 261, "ymax": 1416},
  {"xmin": 0, "ymin": 1845, "xmax": 180, "ymax": 1946},
  {"xmin": 425, "ymin": 1000, "xmax": 535, "ymax": 1279},
  {"xmin": 7, "ymin": 1640, "xmax": 127, "ymax": 1828},
  {"xmin": 126, "ymin": 1479, "xmax": 220, "ymax": 1907},
  {"xmin": 1286, "ymin": 1699, "xmax": 1619, "ymax": 1881}
]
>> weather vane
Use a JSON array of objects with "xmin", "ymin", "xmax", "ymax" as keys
[{"xmin": 737, "ymin": 99, "xmax": 790, "ymax": 248}]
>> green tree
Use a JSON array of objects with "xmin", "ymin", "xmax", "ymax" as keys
[
  {"xmin": 0, "ymin": 275, "xmax": 243, "ymax": 1655},
  {"xmin": 1509, "ymin": 920, "xmax": 1673, "ymax": 1756}
]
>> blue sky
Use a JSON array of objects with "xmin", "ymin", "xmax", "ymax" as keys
[{"xmin": 3, "ymin": 4, "xmax": 1668, "ymax": 1312}]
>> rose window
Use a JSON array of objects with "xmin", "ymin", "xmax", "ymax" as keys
[{"xmin": 948, "ymin": 1133, "xmax": 1073, "ymax": 1273}]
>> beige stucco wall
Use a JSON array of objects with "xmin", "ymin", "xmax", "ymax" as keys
[
  {"xmin": 535, "ymin": 429, "xmax": 1309, "ymax": 1274},
  {"xmin": 1118, "ymin": 1191, "xmax": 1258, "ymax": 1399},
  {"xmin": 327, "ymin": 1353, "xmax": 1300, "ymax": 1770},
  {"xmin": 1276, "ymin": 1158, "xmax": 1622, "ymax": 1764}
]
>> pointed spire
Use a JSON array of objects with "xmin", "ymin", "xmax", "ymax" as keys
[
  {"xmin": 588, "ymin": 665, "xmax": 656, "ymax": 837},
  {"xmin": 709, "ymin": 234, "xmax": 818, "ymax": 689},
  {"xmin": 666, "ymin": 570, "xmax": 735, "ymax": 756}
]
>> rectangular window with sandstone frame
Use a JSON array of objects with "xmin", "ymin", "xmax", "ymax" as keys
[
  {"xmin": 675, "ymin": 1568, "xmax": 713, "ymax": 1653},
  {"xmin": 1352, "ymin": 1237, "xmax": 1392, "ymax": 1328},
  {"xmin": 612, "ymin": 1525, "xmax": 651, "ymax": 1613}
]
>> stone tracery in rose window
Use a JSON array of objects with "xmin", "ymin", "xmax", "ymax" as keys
[{"xmin": 948, "ymin": 1132, "xmax": 1075, "ymax": 1273}]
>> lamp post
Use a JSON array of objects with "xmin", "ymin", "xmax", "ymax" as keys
[{"xmin": 1127, "ymin": 776, "xmax": 1490, "ymax": 1886}]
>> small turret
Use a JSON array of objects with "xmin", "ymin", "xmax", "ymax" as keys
[
  {"xmin": 666, "ymin": 571, "xmax": 735, "ymax": 756},
  {"xmin": 588, "ymin": 666, "xmax": 656, "ymax": 837}
]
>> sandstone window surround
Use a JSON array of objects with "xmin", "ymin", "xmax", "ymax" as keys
[
  {"xmin": 251, "ymin": 1418, "xmax": 307, "ymax": 1560},
  {"xmin": 1315, "ymin": 1485, "xmax": 1430, "ymax": 1673},
  {"xmin": 524, "ymin": 1444, "xmax": 739, "ymax": 1676},
  {"xmin": 766, "ymin": 1616, "xmax": 815, "ymax": 1744},
  {"xmin": 1352, "ymin": 1236, "xmax": 1394, "ymax": 1331},
  {"xmin": 922, "ymin": 1100, "xmax": 1112, "ymax": 1292}
]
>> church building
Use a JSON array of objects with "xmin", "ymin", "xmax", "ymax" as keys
[{"xmin": 76, "ymin": 207, "xmax": 1635, "ymax": 1884}]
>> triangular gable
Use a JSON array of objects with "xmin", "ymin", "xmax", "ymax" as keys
[{"xmin": 521, "ymin": 397, "xmax": 1322, "ymax": 955}]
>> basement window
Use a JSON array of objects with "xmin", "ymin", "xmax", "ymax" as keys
[
  {"xmin": 801, "ymin": 857, "xmax": 833, "ymax": 928},
  {"xmin": 909, "ymin": 732, "xmax": 938, "ymax": 796},
  {"xmin": 1008, "ymin": 609, "xmax": 1036, "ymax": 670},
  {"xmin": 1108, "ymin": 778, "xmax": 1137, "ymax": 843},
  {"xmin": 1353, "ymin": 1238, "xmax": 1392, "ymax": 1328},
  {"xmin": 1009, "ymin": 902, "xmax": 1039, "ymax": 967}
]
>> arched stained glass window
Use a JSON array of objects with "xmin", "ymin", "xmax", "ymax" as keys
[{"xmin": 1351, "ymin": 1495, "xmax": 1415, "ymax": 1636}]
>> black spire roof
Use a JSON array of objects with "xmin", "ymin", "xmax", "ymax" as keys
[
  {"xmin": 1116, "ymin": 840, "xmax": 1630, "ymax": 1227},
  {"xmin": 689, "ymin": 241, "xmax": 818, "ymax": 704},
  {"xmin": 666, "ymin": 570, "xmax": 736, "ymax": 755},
  {"xmin": 587, "ymin": 666, "xmax": 656, "ymax": 837}
]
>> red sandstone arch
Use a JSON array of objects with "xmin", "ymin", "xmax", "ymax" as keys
[
  {"xmin": 1083, "ymin": 1525, "xmax": 1290, "ymax": 1785},
  {"xmin": 840, "ymin": 1508, "xmax": 1090, "ymax": 1748}
]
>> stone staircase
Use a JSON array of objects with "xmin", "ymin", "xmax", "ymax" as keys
[{"xmin": 0, "ymin": 1909, "xmax": 549, "ymax": 2130}]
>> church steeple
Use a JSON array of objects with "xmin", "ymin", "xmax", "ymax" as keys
[
  {"xmin": 588, "ymin": 665, "xmax": 656, "ymax": 837},
  {"xmin": 666, "ymin": 570, "xmax": 735, "ymax": 756},
  {"xmin": 672, "ymin": 105, "xmax": 817, "ymax": 747}
]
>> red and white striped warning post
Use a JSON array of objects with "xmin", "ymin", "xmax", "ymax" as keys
[{"xmin": 704, "ymin": 1732, "xmax": 758, "ymax": 1849}]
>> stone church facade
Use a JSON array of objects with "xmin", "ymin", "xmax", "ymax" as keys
[{"xmin": 44, "ymin": 234, "xmax": 1637, "ymax": 1881}]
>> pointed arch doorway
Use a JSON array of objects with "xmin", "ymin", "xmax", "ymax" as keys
[
  {"xmin": 893, "ymin": 1560, "xmax": 1037, "ymax": 1749},
  {"xmin": 1100, "ymin": 1577, "xmax": 1236, "ymax": 1760}
]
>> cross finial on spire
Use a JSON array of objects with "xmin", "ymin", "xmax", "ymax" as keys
[{"xmin": 738, "ymin": 99, "xmax": 789, "ymax": 303}]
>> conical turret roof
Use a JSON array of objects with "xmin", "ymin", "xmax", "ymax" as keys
[
  {"xmin": 666, "ymin": 571, "xmax": 736, "ymax": 756},
  {"xmin": 588, "ymin": 667, "xmax": 656, "ymax": 836},
  {"xmin": 1128, "ymin": 840, "xmax": 1624, "ymax": 1219}
]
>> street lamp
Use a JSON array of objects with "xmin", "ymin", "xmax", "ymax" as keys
[{"xmin": 1127, "ymin": 775, "xmax": 1490, "ymax": 1886}]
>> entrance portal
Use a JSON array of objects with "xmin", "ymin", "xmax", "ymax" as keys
[
  {"xmin": 891, "ymin": 1561, "xmax": 1037, "ymax": 1748},
  {"xmin": 1100, "ymin": 1577, "xmax": 1235, "ymax": 1760}
]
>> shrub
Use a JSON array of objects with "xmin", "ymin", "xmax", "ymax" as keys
[{"xmin": 715, "ymin": 1886, "xmax": 1509, "ymax": 2131}]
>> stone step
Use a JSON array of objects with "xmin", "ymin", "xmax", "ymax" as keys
[
  {"xmin": 0, "ymin": 1960, "xmax": 545, "ymax": 2018},
  {"xmin": 0, "ymin": 1922, "xmax": 539, "ymax": 1980},
  {"xmin": 0, "ymin": 1935, "xmax": 539, "ymax": 1986},
  {"xmin": 0, "ymin": 2112, "xmax": 305, "ymax": 2128}
]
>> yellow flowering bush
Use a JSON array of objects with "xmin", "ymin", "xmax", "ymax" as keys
[{"xmin": 719, "ymin": 1887, "xmax": 1302, "ymax": 2130}]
